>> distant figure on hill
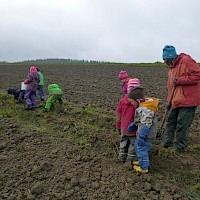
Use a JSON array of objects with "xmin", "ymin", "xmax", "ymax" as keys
[
  {"xmin": 116, "ymin": 78, "xmax": 141, "ymax": 165},
  {"xmin": 162, "ymin": 45, "xmax": 200, "ymax": 152},
  {"xmin": 44, "ymin": 84, "xmax": 64, "ymax": 111},
  {"xmin": 24, "ymin": 66, "xmax": 40, "ymax": 110},
  {"xmin": 36, "ymin": 67, "xmax": 45, "ymax": 101},
  {"xmin": 118, "ymin": 71, "xmax": 131, "ymax": 98}
]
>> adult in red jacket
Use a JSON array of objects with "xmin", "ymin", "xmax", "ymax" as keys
[{"xmin": 162, "ymin": 45, "xmax": 200, "ymax": 152}]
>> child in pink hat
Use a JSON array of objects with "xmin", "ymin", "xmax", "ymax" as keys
[
  {"xmin": 127, "ymin": 78, "xmax": 141, "ymax": 92},
  {"xmin": 118, "ymin": 71, "xmax": 131, "ymax": 98},
  {"xmin": 116, "ymin": 77, "xmax": 141, "ymax": 164},
  {"xmin": 24, "ymin": 66, "xmax": 40, "ymax": 110}
]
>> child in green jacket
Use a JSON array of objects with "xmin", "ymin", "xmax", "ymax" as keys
[
  {"xmin": 36, "ymin": 67, "xmax": 45, "ymax": 101},
  {"xmin": 44, "ymin": 84, "xmax": 64, "ymax": 111}
]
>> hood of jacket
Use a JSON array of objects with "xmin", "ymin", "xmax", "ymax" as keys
[
  {"xmin": 172, "ymin": 53, "xmax": 193, "ymax": 68},
  {"xmin": 139, "ymin": 97, "xmax": 158, "ymax": 112},
  {"xmin": 48, "ymin": 84, "xmax": 59, "ymax": 90},
  {"xmin": 123, "ymin": 94, "xmax": 132, "ymax": 105}
]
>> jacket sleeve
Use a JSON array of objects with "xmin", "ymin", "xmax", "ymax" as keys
[
  {"xmin": 136, "ymin": 107, "xmax": 155, "ymax": 129},
  {"xmin": 116, "ymin": 101, "xmax": 122, "ymax": 129},
  {"xmin": 177, "ymin": 59, "xmax": 200, "ymax": 86}
]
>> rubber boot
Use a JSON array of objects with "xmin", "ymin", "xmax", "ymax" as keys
[
  {"xmin": 132, "ymin": 161, "xmax": 139, "ymax": 165},
  {"xmin": 133, "ymin": 165, "xmax": 148, "ymax": 174}
]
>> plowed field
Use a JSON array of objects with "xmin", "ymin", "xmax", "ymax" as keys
[{"xmin": 0, "ymin": 63, "xmax": 199, "ymax": 200}]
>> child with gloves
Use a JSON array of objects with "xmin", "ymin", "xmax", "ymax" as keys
[
  {"xmin": 116, "ymin": 78, "xmax": 141, "ymax": 164},
  {"xmin": 128, "ymin": 87, "xmax": 158, "ymax": 173},
  {"xmin": 44, "ymin": 84, "xmax": 64, "ymax": 111}
]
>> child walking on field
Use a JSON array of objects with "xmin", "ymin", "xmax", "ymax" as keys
[
  {"xmin": 116, "ymin": 78, "xmax": 141, "ymax": 164},
  {"xmin": 118, "ymin": 71, "xmax": 131, "ymax": 98},
  {"xmin": 44, "ymin": 84, "xmax": 64, "ymax": 111},
  {"xmin": 128, "ymin": 87, "xmax": 158, "ymax": 173}
]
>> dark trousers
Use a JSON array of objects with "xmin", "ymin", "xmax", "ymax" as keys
[
  {"xmin": 37, "ymin": 85, "xmax": 44, "ymax": 100},
  {"xmin": 162, "ymin": 106, "xmax": 196, "ymax": 151},
  {"xmin": 118, "ymin": 135, "xmax": 137, "ymax": 162}
]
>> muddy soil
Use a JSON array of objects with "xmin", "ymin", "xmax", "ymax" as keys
[
  {"xmin": 0, "ymin": 63, "xmax": 199, "ymax": 200},
  {"xmin": 1, "ymin": 63, "xmax": 199, "ymax": 138}
]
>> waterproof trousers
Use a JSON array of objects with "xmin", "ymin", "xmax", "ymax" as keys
[
  {"xmin": 162, "ymin": 106, "xmax": 196, "ymax": 152},
  {"xmin": 134, "ymin": 140, "xmax": 152, "ymax": 170},
  {"xmin": 24, "ymin": 90, "xmax": 36, "ymax": 108},
  {"xmin": 118, "ymin": 135, "xmax": 137, "ymax": 162},
  {"xmin": 45, "ymin": 94, "xmax": 63, "ymax": 109}
]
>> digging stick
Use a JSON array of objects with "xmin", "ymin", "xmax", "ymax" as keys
[{"xmin": 159, "ymin": 86, "xmax": 176, "ymax": 137}]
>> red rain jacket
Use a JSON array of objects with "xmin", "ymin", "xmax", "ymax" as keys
[
  {"xmin": 167, "ymin": 53, "xmax": 200, "ymax": 108},
  {"xmin": 116, "ymin": 94, "xmax": 137, "ymax": 136}
]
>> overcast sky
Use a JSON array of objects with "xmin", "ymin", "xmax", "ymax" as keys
[{"xmin": 0, "ymin": 0, "xmax": 199, "ymax": 63}]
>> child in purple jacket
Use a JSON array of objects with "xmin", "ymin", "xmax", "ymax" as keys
[{"xmin": 24, "ymin": 66, "xmax": 40, "ymax": 110}]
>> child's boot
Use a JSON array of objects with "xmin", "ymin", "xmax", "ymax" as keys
[
  {"xmin": 43, "ymin": 108, "xmax": 49, "ymax": 112},
  {"xmin": 25, "ymin": 105, "xmax": 33, "ymax": 110},
  {"xmin": 133, "ymin": 165, "xmax": 148, "ymax": 174},
  {"xmin": 132, "ymin": 161, "xmax": 139, "ymax": 166}
]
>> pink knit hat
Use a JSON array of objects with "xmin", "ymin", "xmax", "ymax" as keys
[
  {"xmin": 30, "ymin": 66, "xmax": 37, "ymax": 72},
  {"xmin": 127, "ymin": 78, "xmax": 141, "ymax": 92},
  {"xmin": 118, "ymin": 71, "xmax": 128, "ymax": 80}
]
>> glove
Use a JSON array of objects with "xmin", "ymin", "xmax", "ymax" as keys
[
  {"xmin": 116, "ymin": 129, "xmax": 121, "ymax": 135},
  {"xmin": 136, "ymin": 137, "xmax": 145, "ymax": 146},
  {"xmin": 128, "ymin": 122, "xmax": 137, "ymax": 132},
  {"xmin": 166, "ymin": 104, "xmax": 171, "ymax": 111},
  {"xmin": 173, "ymin": 77, "xmax": 178, "ymax": 87},
  {"xmin": 138, "ymin": 125, "xmax": 150, "ymax": 139}
]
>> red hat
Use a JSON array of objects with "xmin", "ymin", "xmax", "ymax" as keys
[
  {"xmin": 118, "ymin": 71, "xmax": 128, "ymax": 80},
  {"xmin": 30, "ymin": 66, "xmax": 37, "ymax": 72}
]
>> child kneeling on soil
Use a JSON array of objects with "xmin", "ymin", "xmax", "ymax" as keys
[
  {"xmin": 44, "ymin": 84, "xmax": 64, "ymax": 111},
  {"xmin": 7, "ymin": 82, "xmax": 27, "ymax": 103},
  {"xmin": 116, "ymin": 78, "xmax": 141, "ymax": 164},
  {"xmin": 128, "ymin": 87, "xmax": 158, "ymax": 173}
]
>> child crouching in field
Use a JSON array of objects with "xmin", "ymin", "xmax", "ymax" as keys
[
  {"xmin": 128, "ymin": 87, "xmax": 158, "ymax": 173},
  {"xmin": 44, "ymin": 84, "xmax": 64, "ymax": 111},
  {"xmin": 116, "ymin": 78, "xmax": 141, "ymax": 164},
  {"xmin": 7, "ymin": 82, "xmax": 26, "ymax": 103}
]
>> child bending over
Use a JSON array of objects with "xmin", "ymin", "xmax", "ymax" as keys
[
  {"xmin": 128, "ymin": 87, "xmax": 158, "ymax": 173},
  {"xmin": 44, "ymin": 84, "xmax": 64, "ymax": 111}
]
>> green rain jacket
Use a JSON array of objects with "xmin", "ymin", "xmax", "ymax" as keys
[
  {"xmin": 38, "ymin": 71, "xmax": 44, "ymax": 86},
  {"xmin": 48, "ymin": 84, "xmax": 63, "ymax": 96}
]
